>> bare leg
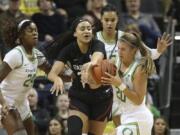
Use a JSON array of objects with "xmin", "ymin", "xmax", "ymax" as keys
[{"xmin": 2, "ymin": 109, "xmax": 24, "ymax": 135}]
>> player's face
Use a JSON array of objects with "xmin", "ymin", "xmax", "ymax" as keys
[
  {"xmin": 49, "ymin": 119, "xmax": 62, "ymax": 135},
  {"xmin": 154, "ymin": 118, "xmax": 167, "ymax": 134},
  {"xmin": 118, "ymin": 41, "xmax": 137, "ymax": 64},
  {"xmin": 101, "ymin": 11, "xmax": 118, "ymax": 34},
  {"xmin": 126, "ymin": 0, "xmax": 140, "ymax": 13},
  {"xmin": 20, "ymin": 22, "xmax": 38, "ymax": 47},
  {"xmin": 74, "ymin": 21, "xmax": 93, "ymax": 44}
]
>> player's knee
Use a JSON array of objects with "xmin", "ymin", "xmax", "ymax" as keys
[
  {"xmin": 13, "ymin": 129, "xmax": 28, "ymax": 135},
  {"xmin": 68, "ymin": 116, "xmax": 83, "ymax": 135}
]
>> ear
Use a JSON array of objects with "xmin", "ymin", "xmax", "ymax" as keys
[{"xmin": 73, "ymin": 32, "xmax": 77, "ymax": 37}]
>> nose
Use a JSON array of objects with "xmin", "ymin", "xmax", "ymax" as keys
[{"xmin": 107, "ymin": 21, "xmax": 112, "ymax": 25}]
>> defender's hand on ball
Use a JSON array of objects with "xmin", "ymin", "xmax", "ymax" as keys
[{"xmin": 101, "ymin": 72, "xmax": 122, "ymax": 87}]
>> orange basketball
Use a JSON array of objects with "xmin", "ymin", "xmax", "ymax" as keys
[{"xmin": 92, "ymin": 59, "xmax": 117, "ymax": 84}]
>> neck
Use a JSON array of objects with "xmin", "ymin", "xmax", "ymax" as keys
[
  {"xmin": 122, "ymin": 58, "xmax": 134, "ymax": 67},
  {"xmin": 58, "ymin": 110, "xmax": 68, "ymax": 119},
  {"xmin": 129, "ymin": 11, "xmax": 140, "ymax": 19},
  {"xmin": 30, "ymin": 105, "xmax": 37, "ymax": 111},
  {"xmin": 77, "ymin": 40, "xmax": 89, "ymax": 53},
  {"xmin": 22, "ymin": 45, "xmax": 33, "ymax": 55},
  {"xmin": 102, "ymin": 30, "xmax": 116, "ymax": 43}
]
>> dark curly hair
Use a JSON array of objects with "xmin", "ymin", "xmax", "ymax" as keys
[{"xmin": 2, "ymin": 19, "xmax": 32, "ymax": 48}]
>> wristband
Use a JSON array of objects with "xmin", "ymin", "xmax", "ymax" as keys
[{"xmin": 118, "ymin": 83, "xmax": 127, "ymax": 92}]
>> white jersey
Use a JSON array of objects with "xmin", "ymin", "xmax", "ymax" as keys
[
  {"xmin": 115, "ymin": 59, "xmax": 153, "ymax": 135},
  {"xmin": 96, "ymin": 30, "xmax": 161, "ymax": 116},
  {"xmin": 0, "ymin": 45, "xmax": 46, "ymax": 106},
  {"xmin": 96, "ymin": 30, "xmax": 124, "ymax": 64}
]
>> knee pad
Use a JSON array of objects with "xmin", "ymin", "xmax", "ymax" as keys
[
  {"xmin": 68, "ymin": 116, "xmax": 83, "ymax": 135},
  {"xmin": 13, "ymin": 129, "xmax": 28, "ymax": 135}
]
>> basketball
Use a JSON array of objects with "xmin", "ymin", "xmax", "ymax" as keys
[{"xmin": 92, "ymin": 59, "xmax": 117, "ymax": 84}]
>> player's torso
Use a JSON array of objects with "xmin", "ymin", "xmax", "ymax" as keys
[{"xmin": 0, "ymin": 46, "xmax": 38, "ymax": 94}]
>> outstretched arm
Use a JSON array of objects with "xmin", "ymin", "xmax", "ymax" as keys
[
  {"xmin": 48, "ymin": 61, "xmax": 65, "ymax": 96},
  {"xmin": 144, "ymin": 32, "xmax": 172, "ymax": 60}
]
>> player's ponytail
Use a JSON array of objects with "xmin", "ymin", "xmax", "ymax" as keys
[{"xmin": 119, "ymin": 33, "xmax": 156, "ymax": 76}]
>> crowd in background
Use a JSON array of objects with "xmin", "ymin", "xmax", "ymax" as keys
[{"xmin": 0, "ymin": 0, "xmax": 178, "ymax": 135}]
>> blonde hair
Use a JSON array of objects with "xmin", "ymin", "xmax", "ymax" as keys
[{"xmin": 119, "ymin": 33, "xmax": 156, "ymax": 76}]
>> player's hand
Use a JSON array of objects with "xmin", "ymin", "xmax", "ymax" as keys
[
  {"xmin": 80, "ymin": 62, "xmax": 95, "ymax": 87},
  {"xmin": 157, "ymin": 32, "xmax": 173, "ymax": 54},
  {"xmin": 101, "ymin": 72, "xmax": 122, "ymax": 86},
  {"xmin": 50, "ymin": 77, "xmax": 64, "ymax": 96}
]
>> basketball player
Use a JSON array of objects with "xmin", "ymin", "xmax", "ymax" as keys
[
  {"xmin": 0, "ymin": 19, "xmax": 51, "ymax": 135},
  {"xmin": 101, "ymin": 33, "xmax": 156, "ymax": 135},
  {"xmin": 96, "ymin": 4, "xmax": 172, "ymax": 126},
  {"xmin": 48, "ymin": 18, "xmax": 113, "ymax": 135}
]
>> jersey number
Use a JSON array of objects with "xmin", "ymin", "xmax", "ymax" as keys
[
  {"xmin": 23, "ymin": 74, "xmax": 36, "ymax": 87},
  {"xmin": 116, "ymin": 88, "xmax": 126, "ymax": 102}
]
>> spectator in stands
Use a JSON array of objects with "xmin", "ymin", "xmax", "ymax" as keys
[
  {"xmin": 55, "ymin": 93, "xmax": 69, "ymax": 135},
  {"xmin": 152, "ymin": 116, "xmax": 170, "ymax": 135},
  {"xmin": 19, "ymin": 0, "xmax": 40, "ymax": 16},
  {"xmin": 121, "ymin": 0, "xmax": 161, "ymax": 48},
  {"xmin": 0, "ymin": 0, "xmax": 28, "ymax": 59},
  {"xmin": 53, "ymin": 0, "xmax": 87, "ymax": 26},
  {"xmin": 86, "ymin": 0, "xmax": 107, "ymax": 31},
  {"xmin": 46, "ymin": 117, "xmax": 65, "ymax": 135},
  {"xmin": 0, "ymin": 0, "xmax": 9, "ymax": 14},
  {"xmin": 31, "ymin": 0, "xmax": 67, "ymax": 43},
  {"xmin": 28, "ymin": 88, "xmax": 51, "ymax": 135}
]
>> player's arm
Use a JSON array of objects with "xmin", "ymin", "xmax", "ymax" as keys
[
  {"xmin": 48, "ymin": 61, "xmax": 65, "ymax": 96},
  {"xmin": 0, "ymin": 62, "xmax": 11, "ymax": 105},
  {"xmin": 91, "ymin": 52, "xmax": 104, "ymax": 65},
  {"xmin": 123, "ymin": 66, "xmax": 148, "ymax": 105},
  {"xmin": 144, "ymin": 32, "xmax": 172, "ymax": 60},
  {"xmin": 101, "ymin": 65, "xmax": 147, "ymax": 105},
  {"xmin": 0, "ymin": 62, "xmax": 12, "ymax": 83}
]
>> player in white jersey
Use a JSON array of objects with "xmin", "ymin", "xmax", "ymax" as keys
[
  {"xmin": 101, "ymin": 33, "xmax": 157, "ymax": 135},
  {"xmin": 96, "ymin": 4, "xmax": 172, "ymax": 127},
  {"xmin": 0, "ymin": 20, "xmax": 50, "ymax": 135}
]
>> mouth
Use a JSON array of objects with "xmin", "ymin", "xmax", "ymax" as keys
[
  {"xmin": 107, "ymin": 27, "xmax": 113, "ymax": 31},
  {"xmin": 33, "ymin": 36, "xmax": 38, "ymax": 40},
  {"xmin": 83, "ymin": 34, "xmax": 91, "ymax": 39}
]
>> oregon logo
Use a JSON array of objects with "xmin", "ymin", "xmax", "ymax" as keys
[{"xmin": 122, "ymin": 128, "xmax": 133, "ymax": 135}]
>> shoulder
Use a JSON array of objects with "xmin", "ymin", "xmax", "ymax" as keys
[
  {"xmin": 95, "ymin": 31, "xmax": 101, "ymax": 38},
  {"xmin": 140, "ymin": 13, "xmax": 153, "ymax": 19},
  {"xmin": 5, "ymin": 47, "xmax": 23, "ymax": 58},
  {"xmin": 134, "ymin": 63, "xmax": 148, "ymax": 79},
  {"xmin": 117, "ymin": 30, "xmax": 125, "ymax": 38},
  {"xmin": 92, "ymin": 39, "xmax": 104, "ymax": 46}
]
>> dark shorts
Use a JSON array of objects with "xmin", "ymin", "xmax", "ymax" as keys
[{"xmin": 69, "ymin": 86, "xmax": 113, "ymax": 121}]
